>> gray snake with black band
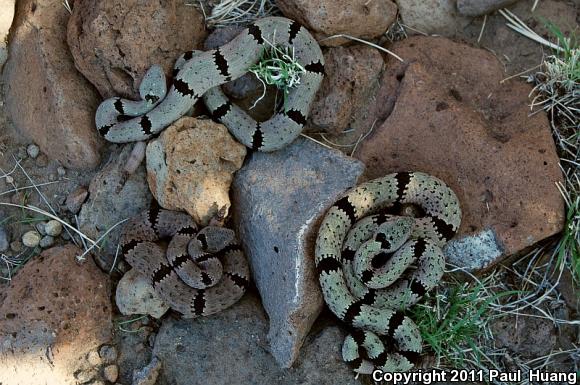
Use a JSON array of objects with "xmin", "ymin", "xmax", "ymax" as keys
[
  {"xmin": 95, "ymin": 17, "xmax": 324, "ymax": 151},
  {"xmin": 315, "ymin": 172, "xmax": 462, "ymax": 373},
  {"xmin": 120, "ymin": 206, "xmax": 250, "ymax": 317}
]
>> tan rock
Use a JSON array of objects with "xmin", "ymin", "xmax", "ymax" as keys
[
  {"xmin": 103, "ymin": 365, "xmax": 119, "ymax": 383},
  {"xmin": 0, "ymin": 0, "xmax": 15, "ymax": 68},
  {"xmin": 276, "ymin": 0, "xmax": 397, "ymax": 46},
  {"xmin": 116, "ymin": 268, "xmax": 169, "ymax": 319},
  {"xmin": 67, "ymin": 0, "xmax": 207, "ymax": 99},
  {"xmin": 146, "ymin": 117, "xmax": 246, "ymax": 226},
  {"xmin": 0, "ymin": 245, "xmax": 112, "ymax": 385},
  {"xmin": 355, "ymin": 36, "xmax": 565, "ymax": 271}
]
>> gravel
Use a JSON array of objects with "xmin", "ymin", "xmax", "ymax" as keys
[
  {"xmin": 22, "ymin": 231, "xmax": 41, "ymax": 248},
  {"xmin": 26, "ymin": 144, "xmax": 40, "ymax": 158},
  {"xmin": 44, "ymin": 220, "xmax": 63, "ymax": 236}
]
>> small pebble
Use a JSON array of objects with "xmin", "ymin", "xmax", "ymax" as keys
[
  {"xmin": 87, "ymin": 350, "xmax": 101, "ymax": 366},
  {"xmin": 17, "ymin": 147, "xmax": 27, "ymax": 159},
  {"xmin": 74, "ymin": 368, "xmax": 97, "ymax": 383},
  {"xmin": 35, "ymin": 222, "xmax": 46, "ymax": 235},
  {"xmin": 0, "ymin": 226, "xmax": 9, "ymax": 252},
  {"xmin": 57, "ymin": 166, "xmax": 66, "ymax": 177},
  {"xmin": 44, "ymin": 220, "xmax": 63, "ymax": 236},
  {"xmin": 5, "ymin": 175, "xmax": 13, "ymax": 184},
  {"xmin": 22, "ymin": 231, "xmax": 41, "ymax": 248},
  {"xmin": 99, "ymin": 345, "xmax": 118, "ymax": 363},
  {"xmin": 48, "ymin": 174, "xmax": 56, "ymax": 181},
  {"xmin": 10, "ymin": 240, "xmax": 22, "ymax": 252},
  {"xmin": 66, "ymin": 186, "xmax": 89, "ymax": 214},
  {"xmin": 103, "ymin": 365, "xmax": 119, "ymax": 383},
  {"xmin": 26, "ymin": 144, "xmax": 40, "ymax": 159},
  {"xmin": 61, "ymin": 232, "xmax": 71, "ymax": 241},
  {"xmin": 35, "ymin": 154, "xmax": 49, "ymax": 167},
  {"xmin": 39, "ymin": 235, "xmax": 54, "ymax": 248}
]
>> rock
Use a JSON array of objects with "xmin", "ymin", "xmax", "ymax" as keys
[
  {"xmin": 87, "ymin": 350, "xmax": 102, "ymax": 366},
  {"xmin": 22, "ymin": 230, "xmax": 41, "ymax": 248},
  {"xmin": 39, "ymin": 235, "xmax": 55, "ymax": 248},
  {"xmin": 67, "ymin": 0, "xmax": 207, "ymax": 99},
  {"xmin": 231, "ymin": 137, "xmax": 364, "ymax": 367},
  {"xmin": 0, "ymin": 226, "xmax": 10, "ymax": 252},
  {"xmin": 0, "ymin": 245, "xmax": 112, "ymax": 385},
  {"xmin": 355, "ymin": 36, "xmax": 565, "ymax": 271},
  {"xmin": 17, "ymin": 146, "xmax": 28, "ymax": 159},
  {"xmin": 153, "ymin": 293, "xmax": 361, "ymax": 384},
  {"xmin": 99, "ymin": 345, "xmax": 118, "ymax": 363},
  {"xmin": 147, "ymin": 117, "xmax": 246, "ymax": 226},
  {"xmin": 75, "ymin": 368, "xmax": 98, "ymax": 383},
  {"xmin": 124, "ymin": 142, "xmax": 147, "ymax": 174},
  {"xmin": 26, "ymin": 144, "xmax": 40, "ymax": 159},
  {"xmin": 104, "ymin": 365, "xmax": 119, "ymax": 383},
  {"xmin": 45, "ymin": 219, "xmax": 63, "ymax": 236},
  {"xmin": 307, "ymin": 44, "xmax": 384, "ymax": 136},
  {"xmin": 36, "ymin": 222, "xmax": 47, "ymax": 235},
  {"xmin": 57, "ymin": 166, "xmax": 67, "ymax": 177},
  {"xmin": 0, "ymin": 0, "xmax": 15, "ymax": 68},
  {"xmin": 203, "ymin": 26, "xmax": 277, "ymax": 122},
  {"xmin": 113, "ymin": 324, "xmax": 155, "ymax": 385},
  {"xmin": 276, "ymin": 0, "xmax": 398, "ymax": 46},
  {"xmin": 115, "ymin": 268, "xmax": 170, "ymax": 319},
  {"xmin": 3, "ymin": 0, "xmax": 103, "ymax": 169},
  {"xmin": 78, "ymin": 145, "xmax": 152, "ymax": 270},
  {"xmin": 132, "ymin": 356, "xmax": 162, "ymax": 385},
  {"xmin": 457, "ymin": 0, "xmax": 520, "ymax": 16},
  {"xmin": 66, "ymin": 186, "xmax": 89, "ymax": 214},
  {"xmin": 10, "ymin": 240, "xmax": 22, "ymax": 253},
  {"xmin": 395, "ymin": 0, "xmax": 471, "ymax": 36}
]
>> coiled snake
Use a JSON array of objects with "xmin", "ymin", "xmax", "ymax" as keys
[
  {"xmin": 95, "ymin": 17, "xmax": 324, "ymax": 152},
  {"xmin": 315, "ymin": 172, "xmax": 462, "ymax": 373},
  {"xmin": 120, "ymin": 207, "xmax": 250, "ymax": 317}
]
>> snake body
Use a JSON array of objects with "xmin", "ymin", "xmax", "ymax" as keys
[
  {"xmin": 120, "ymin": 207, "xmax": 250, "ymax": 317},
  {"xmin": 95, "ymin": 17, "xmax": 324, "ymax": 151},
  {"xmin": 315, "ymin": 172, "xmax": 462, "ymax": 373}
]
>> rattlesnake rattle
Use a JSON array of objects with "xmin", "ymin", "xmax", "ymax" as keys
[
  {"xmin": 95, "ymin": 16, "xmax": 324, "ymax": 151},
  {"xmin": 315, "ymin": 172, "xmax": 462, "ymax": 373},
  {"xmin": 120, "ymin": 206, "xmax": 250, "ymax": 317}
]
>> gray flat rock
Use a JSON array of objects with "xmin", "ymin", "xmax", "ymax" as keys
[
  {"xmin": 231, "ymin": 137, "xmax": 364, "ymax": 367},
  {"xmin": 152, "ymin": 293, "xmax": 361, "ymax": 385}
]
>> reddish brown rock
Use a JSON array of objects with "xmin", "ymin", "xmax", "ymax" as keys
[
  {"xmin": 355, "ymin": 36, "xmax": 565, "ymax": 271},
  {"xmin": 3, "ymin": 0, "xmax": 103, "ymax": 169},
  {"xmin": 146, "ymin": 117, "xmax": 246, "ymax": 226},
  {"xmin": 0, "ymin": 245, "xmax": 113, "ymax": 385},
  {"xmin": 307, "ymin": 45, "xmax": 384, "ymax": 136},
  {"xmin": 276, "ymin": 0, "xmax": 397, "ymax": 46},
  {"xmin": 67, "ymin": 0, "xmax": 207, "ymax": 99}
]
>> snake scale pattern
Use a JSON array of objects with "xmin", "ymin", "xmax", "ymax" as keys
[
  {"xmin": 120, "ymin": 206, "xmax": 250, "ymax": 317},
  {"xmin": 95, "ymin": 17, "xmax": 324, "ymax": 151},
  {"xmin": 315, "ymin": 172, "xmax": 462, "ymax": 373}
]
